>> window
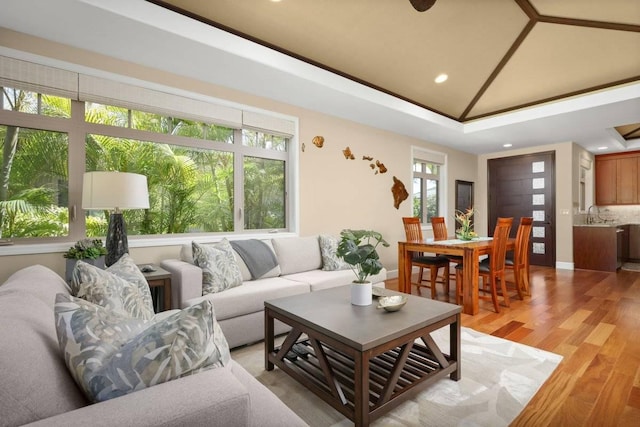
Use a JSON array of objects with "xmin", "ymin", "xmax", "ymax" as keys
[
  {"xmin": 413, "ymin": 159, "xmax": 442, "ymax": 224},
  {"xmin": 0, "ymin": 72, "xmax": 295, "ymax": 243}
]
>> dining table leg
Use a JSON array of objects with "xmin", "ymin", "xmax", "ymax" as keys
[
  {"xmin": 462, "ymin": 247, "xmax": 480, "ymax": 315},
  {"xmin": 398, "ymin": 242, "xmax": 411, "ymax": 294}
]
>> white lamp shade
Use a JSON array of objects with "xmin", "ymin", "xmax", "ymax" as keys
[{"xmin": 82, "ymin": 171, "xmax": 150, "ymax": 210}]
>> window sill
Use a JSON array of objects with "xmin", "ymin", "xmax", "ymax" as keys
[{"xmin": 0, "ymin": 231, "xmax": 297, "ymax": 256}]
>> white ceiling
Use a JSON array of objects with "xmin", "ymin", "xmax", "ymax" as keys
[{"xmin": 1, "ymin": 0, "xmax": 639, "ymax": 155}]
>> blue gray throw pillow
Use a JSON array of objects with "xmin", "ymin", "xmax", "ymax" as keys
[{"xmin": 54, "ymin": 294, "xmax": 230, "ymax": 403}]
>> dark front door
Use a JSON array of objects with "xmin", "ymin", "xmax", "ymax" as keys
[{"xmin": 488, "ymin": 151, "xmax": 555, "ymax": 267}]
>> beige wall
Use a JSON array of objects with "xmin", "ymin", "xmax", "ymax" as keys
[
  {"xmin": 0, "ymin": 29, "xmax": 477, "ymax": 282},
  {"xmin": 477, "ymin": 142, "xmax": 575, "ymax": 268}
]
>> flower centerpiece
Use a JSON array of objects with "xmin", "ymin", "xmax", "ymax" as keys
[
  {"xmin": 455, "ymin": 208, "xmax": 478, "ymax": 241},
  {"xmin": 63, "ymin": 238, "xmax": 107, "ymax": 282},
  {"xmin": 336, "ymin": 229, "xmax": 389, "ymax": 306}
]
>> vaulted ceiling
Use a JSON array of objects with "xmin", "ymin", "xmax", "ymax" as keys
[
  {"xmin": 152, "ymin": 0, "xmax": 640, "ymax": 122},
  {"xmin": 1, "ymin": 0, "xmax": 639, "ymax": 154}
]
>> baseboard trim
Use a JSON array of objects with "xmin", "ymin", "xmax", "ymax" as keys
[{"xmin": 556, "ymin": 262, "xmax": 573, "ymax": 270}]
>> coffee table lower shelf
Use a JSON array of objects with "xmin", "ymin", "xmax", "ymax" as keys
[{"xmin": 267, "ymin": 335, "xmax": 458, "ymax": 424}]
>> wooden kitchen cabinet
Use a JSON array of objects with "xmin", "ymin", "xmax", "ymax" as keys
[
  {"xmin": 595, "ymin": 157, "xmax": 617, "ymax": 205},
  {"xmin": 595, "ymin": 151, "xmax": 640, "ymax": 205},
  {"xmin": 616, "ymin": 157, "xmax": 638, "ymax": 204},
  {"xmin": 574, "ymin": 225, "xmax": 626, "ymax": 272}
]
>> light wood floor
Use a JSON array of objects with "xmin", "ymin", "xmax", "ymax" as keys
[{"xmin": 385, "ymin": 265, "xmax": 640, "ymax": 426}]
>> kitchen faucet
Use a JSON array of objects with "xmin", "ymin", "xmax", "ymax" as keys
[{"xmin": 587, "ymin": 205, "xmax": 599, "ymax": 224}]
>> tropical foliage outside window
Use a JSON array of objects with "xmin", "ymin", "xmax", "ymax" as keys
[
  {"xmin": 0, "ymin": 86, "xmax": 290, "ymax": 241},
  {"xmin": 413, "ymin": 160, "xmax": 440, "ymax": 223}
]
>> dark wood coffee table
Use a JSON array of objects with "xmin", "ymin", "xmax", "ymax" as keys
[{"xmin": 264, "ymin": 286, "xmax": 461, "ymax": 426}]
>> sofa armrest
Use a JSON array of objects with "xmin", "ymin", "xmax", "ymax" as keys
[
  {"xmin": 160, "ymin": 259, "xmax": 203, "ymax": 309},
  {"xmin": 24, "ymin": 366, "xmax": 250, "ymax": 427}
]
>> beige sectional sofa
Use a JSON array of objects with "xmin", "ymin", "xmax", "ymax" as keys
[
  {"xmin": 0, "ymin": 265, "xmax": 306, "ymax": 427},
  {"xmin": 161, "ymin": 235, "xmax": 387, "ymax": 348}
]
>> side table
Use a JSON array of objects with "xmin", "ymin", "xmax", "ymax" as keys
[{"xmin": 139, "ymin": 264, "xmax": 172, "ymax": 312}]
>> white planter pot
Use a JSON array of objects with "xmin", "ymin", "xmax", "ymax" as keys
[{"xmin": 351, "ymin": 281, "xmax": 372, "ymax": 306}]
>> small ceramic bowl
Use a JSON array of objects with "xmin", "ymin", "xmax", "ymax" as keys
[{"xmin": 377, "ymin": 295, "xmax": 407, "ymax": 312}]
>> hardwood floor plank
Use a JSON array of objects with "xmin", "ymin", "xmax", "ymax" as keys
[
  {"xmin": 584, "ymin": 322, "xmax": 616, "ymax": 346},
  {"xmin": 587, "ymin": 371, "xmax": 633, "ymax": 425},
  {"xmin": 559, "ymin": 308, "xmax": 593, "ymax": 330},
  {"xmin": 386, "ymin": 265, "xmax": 640, "ymax": 425}
]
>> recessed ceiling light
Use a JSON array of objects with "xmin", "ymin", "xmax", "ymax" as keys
[
  {"xmin": 434, "ymin": 74, "xmax": 448, "ymax": 84},
  {"xmin": 503, "ymin": 143, "xmax": 512, "ymax": 148},
  {"xmin": 597, "ymin": 146, "xmax": 608, "ymax": 150}
]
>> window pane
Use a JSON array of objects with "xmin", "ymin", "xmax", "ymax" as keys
[
  {"xmin": 412, "ymin": 177, "xmax": 422, "ymax": 219},
  {"xmin": 2, "ymin": 88, "xmax": 70, "ymax": 118},
  {"xmin": 242, "ymin": 130, "xmax": 287, "ymax": 151},
  {"xmin": 86, "ymin": 135, "xmax": 234, "ymax": 235},
  {"xmin": 85, "ymin": 102, "xmax": 129, "ymax": 127},
  {"xmin": 41, "ymin": 94, "xmax": 71, "ymax": 118},
  {"xmin": 425, "ymin": 178, "xmax": 438, "ymax": 222},
  {"xmin": 244, "ymin": 156, "xmax": 285, "ymax": 229},
  {"xmin": 0, "ymin": 125, "xmax": 68, "ymax": 238}
]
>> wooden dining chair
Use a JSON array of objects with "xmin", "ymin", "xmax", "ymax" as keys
[
  {"xmin": 402, "ymin": 217, "xmax": 450, "ymax": 299},
  {"xmin": 456, "ymin": 217, "xmax": 513, "ymax": 313},
  {"xmin": 506, "ymin": 217, "xmax": 533, "ymax": 297},
  {"xmin": 431, "ymin": 216, "xmax": 463, "ymax": 280}
]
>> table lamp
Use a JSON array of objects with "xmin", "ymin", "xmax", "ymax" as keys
[{"xmin": 82, "ymin": 171, "xmax": 150, "ymax": 267}]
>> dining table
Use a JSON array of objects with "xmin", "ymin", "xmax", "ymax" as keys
[{"xmin": 398, "ymin": 237, "xmax": 515, "ymax": 315}]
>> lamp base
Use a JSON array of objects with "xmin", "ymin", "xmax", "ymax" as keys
[{"xmin": 106, "ymin": 212, "xmax": 128, "ymax": 267}]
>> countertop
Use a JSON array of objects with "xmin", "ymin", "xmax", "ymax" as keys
[{"xmin": 574, "ymin": 222, "xmax": 640, "ymax": 228}]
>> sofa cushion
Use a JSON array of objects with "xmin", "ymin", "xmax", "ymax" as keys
[
  {"xmin": 0, "ymin": 289, "xmax": 88, "ymax": 426},
  {"xmin": 0, "ymin": 264, "xmax": 72, "ymax": 306},
  {"xmin": 55, "ymin": 294, "xmax": 231, "ymax": 403},
  {"xmin": 319, "ymin": 234, "xmax": 350, "ymax": 271},
  {"xmin": 193, "ymin": 240, "xmax": 243, "ymax": 295},
  {"xmin": 184, "ymin": 277, "xmax": 310, "ymax": 321},
  {"xmin": 272, "ymin": 236, "xmax": 322, "ymax": 275},
  {"xmin": 180, "ymin": 241, "xmax": 281, "ymax": 282},
  {"xmin": 283, "ymin": 268, "xmax": 387, "ymax": 292},
  {"xmin": 70, "ymin": 259, "xmax": 155, "ymax": 320}
]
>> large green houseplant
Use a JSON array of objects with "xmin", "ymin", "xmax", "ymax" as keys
[{"xmin": 336, "ymin": 229, "xmax": 389, "ymax": 305}]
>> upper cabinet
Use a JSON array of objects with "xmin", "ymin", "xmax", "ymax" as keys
[{"xmin": 596, "ymin": 151, "xmax": 640, "ymax": 205}]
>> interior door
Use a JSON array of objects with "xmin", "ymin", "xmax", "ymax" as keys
[{"xmin": 488, "ymin": 151, "xmax": 555, "ymax": 267}]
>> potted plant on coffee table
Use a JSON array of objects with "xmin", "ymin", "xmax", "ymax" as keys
[
  {"xmin": 63, "ymin": 238, "xmax": 107, "ymax": 282},
  {"xmin": 336, "ymin": 229, "xmax": 389, "ymax": 306}
]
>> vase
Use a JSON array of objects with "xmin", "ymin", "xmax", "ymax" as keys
[
  {"xmin": 65, "ymin": 256, "xmax": 105, "ymax": 283},
  {"xmin": 456, "ymin": 232, "xmax": 474, "ymax": 241},
  {"xmin": 351, "ymin": 281, "xmax": 373, "ymax": 306}
]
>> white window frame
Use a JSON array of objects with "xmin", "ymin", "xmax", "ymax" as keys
[
  {"xmin": 0, "ymin": 52, "xmax": 300, "ymax": 255},
  {"xmin": 412, "ymin": 147, "xmax": 447, "ymax": 229}
]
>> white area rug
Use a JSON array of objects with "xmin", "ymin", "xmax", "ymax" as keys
[{"xmin": 232, "ymin": 326, "xmax": 562, "ymax": 427}]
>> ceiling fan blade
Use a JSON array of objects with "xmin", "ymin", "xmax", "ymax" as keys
[{"xmin": 409, "ymin": 0, "xmax": 437, "ymax": 12}]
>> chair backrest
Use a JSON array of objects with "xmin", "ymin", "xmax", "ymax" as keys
[
  {"xmin": 402, "ymin": 217, "xmax": 423, "ymax": 241},
  {"xmin": 514, "ymin": 217, "xmax": 533, "ymax": 267},
  {"xmin": 490, "ymin": 217, "xmax": 513, "ymax": 273},
  {"xmin": 431, "ymin": 217, "xmax": 448, "ymax": 241}
]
